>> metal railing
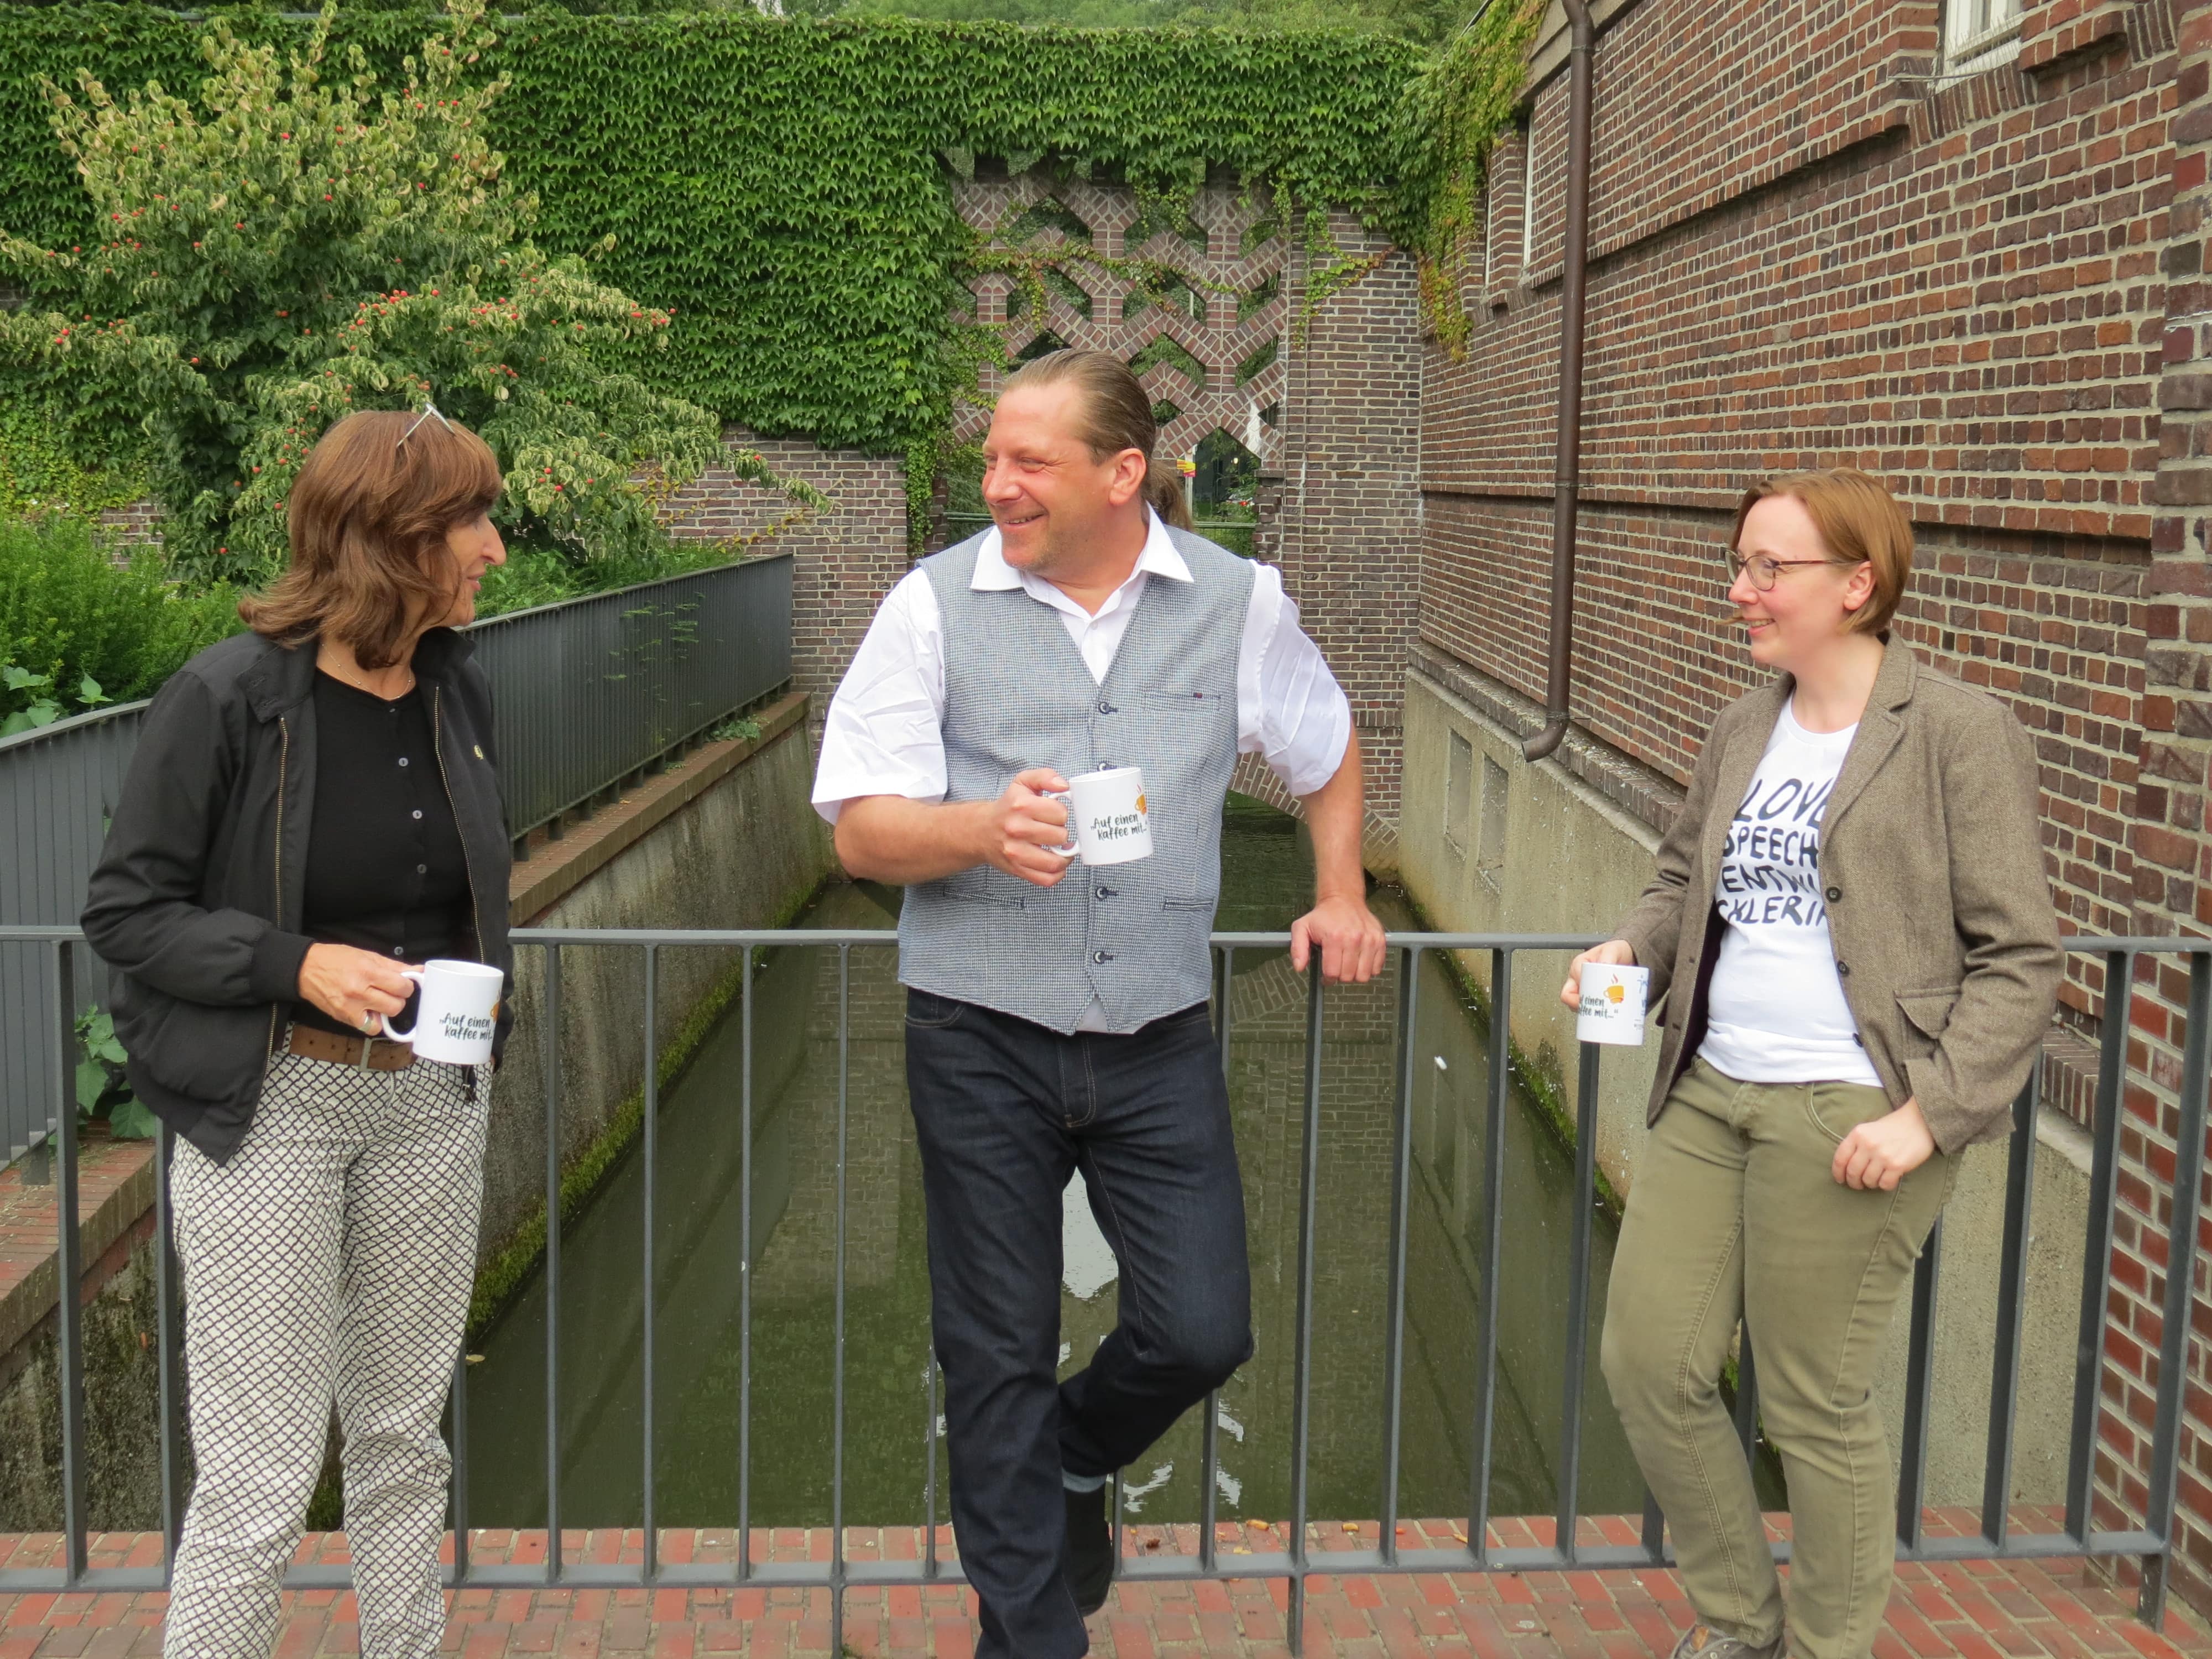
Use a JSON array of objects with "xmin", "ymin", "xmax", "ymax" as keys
[
  {"xmin": 0, "ymin": 555, "xmax": 792, "ymax": 1159},
  {"xmin": 1, "ymin": 925, "xmax": 2205, "ymax": 1649},
  {"xmin": 471, "ymin": 555, "xmax": 792, "ymax": 854}
]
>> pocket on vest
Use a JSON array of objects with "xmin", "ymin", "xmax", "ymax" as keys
[
  {"xmin": 1161, "ymin": 896, "xmax": 1214, "ymax": 912},
  {"xmin": 937, "ymin": 869, "xmax": 1027, "ymax": 910}
]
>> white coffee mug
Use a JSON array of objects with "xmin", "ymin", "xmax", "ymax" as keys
[
  {"xmin": 380, "ymin": 958, "xmax": 504, "ymax": 1066},
  {"xmin": 1046, "ymin": 766, "xmax": 1154, "ymax": 866},
  {"xmin": 1576, "ymin": 961, "xmax": 1650, "ymax": 1047}
]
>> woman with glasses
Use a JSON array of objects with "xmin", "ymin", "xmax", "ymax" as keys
[
  {"xmin": 1560, "ymin": 469, "xmax": 2059, "ymax": 1659},
  {"xmin": 83, "ymin": 406, "xmax": 512, "ymax": 1659}
]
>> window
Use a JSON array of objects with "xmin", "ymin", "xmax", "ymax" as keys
[
  {"xmin": 1945, "ymin": 0, "xmax": 2023, "ymax": 72},
  {"xmin": 1518, "ymin": 117, "xmax": 1537, "ymax": 278},
  {"xmin": 1477, "ymin": 756, "xmax": 1510, "ymax": 891},
  {"xmin": 1445, "ymin": 731, "xmax": 1474, "ymax": 854}
]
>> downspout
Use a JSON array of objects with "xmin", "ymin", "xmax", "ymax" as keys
[{"xmin": 1521, "ymin": 0, "xmax": 1597, "ymax": 763}]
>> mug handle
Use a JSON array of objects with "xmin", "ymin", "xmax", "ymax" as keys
[
  {"xmin": 1043, "ymin": 789, "xmax": 1079, "ymax": 859},
  {"xmin": 378, "ymin": 969, "xmax": 428, "ymax": 1043}
]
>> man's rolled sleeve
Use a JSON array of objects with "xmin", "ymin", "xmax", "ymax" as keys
[
  {"xmin": 812, "ymin": 571, "xmax": 950, "ymax": 825},
  {"xmin": 1240, "ymin": 565, "xmax": 1352, "ymax": 797}
]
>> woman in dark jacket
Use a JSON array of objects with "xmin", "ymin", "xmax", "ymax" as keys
[
  {"xmin": 83, "ymin": 406, "xmax": 513, "ymax": 1659},
  {"xmin": 1561, "ymin": 469, "xmax": 2060, "ymax": 1659}
]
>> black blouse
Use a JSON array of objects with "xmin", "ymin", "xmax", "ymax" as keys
[{"xmin": 289, "ymin": 671, "xmax": 476, "ymax": 1036}]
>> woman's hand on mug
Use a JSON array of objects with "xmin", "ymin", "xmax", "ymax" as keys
[
  {"xmin": 1560, "ymin": 940, "xmax": 1635, "ymax": 1010},
  {"xmin": 1832, "ymin": 1097, "xmax": 1936, "ymax": 1191},
  {"xmin": 984, "ymin": 768, "xmax": 1074, "ymax": 888},
  {"xmin": 299, "ymin": 943, "xmax": 418, "ymax": 1035}
]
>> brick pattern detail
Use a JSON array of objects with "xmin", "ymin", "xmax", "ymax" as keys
[
  {"xmin": 950, "ymin": 171, "xmax": 1288, "ymax": 474},
  {"xmin": 4, "ymin": 1514, "xmax": 2209, "ymax": 1656}
]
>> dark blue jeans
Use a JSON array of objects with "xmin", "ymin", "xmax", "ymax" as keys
[{"xmin": 903, "ymin": 988, "xmax": 1254, "ymax": 1659}]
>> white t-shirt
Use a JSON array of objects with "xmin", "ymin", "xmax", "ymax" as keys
[{"xmin": 1697, "ymin": 701, "xmax": 1882, "ymax": 1087}]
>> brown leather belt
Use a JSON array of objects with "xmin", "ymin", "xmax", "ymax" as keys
[{"xmin": 285, "ymin": 1024, "xmax": 416, "ymax": 1072}]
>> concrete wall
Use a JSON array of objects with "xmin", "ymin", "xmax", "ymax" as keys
[
  {"xmin": 481, "ymin": 722, "xmax": 837, "ymax": 1275},
  {"xmin": 1399, "ymin": 664, "xmax": 1662, "ymax": 1201}
]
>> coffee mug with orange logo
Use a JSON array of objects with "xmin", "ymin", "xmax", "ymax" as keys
[
  {"xmin": 1044, "ymin": 766, "xmax": 1153, "ymax": 866},
  {"xmin": 1575, "ymin": 961, "xmax": 1650, "ymax": 1047}
]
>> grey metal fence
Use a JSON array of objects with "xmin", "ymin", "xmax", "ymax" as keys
[
  {"xmin": 0, "ymin": 555, "xmax": 792, "ymax": 1159},
  {"xmin": 0, "ymin": 705, "xmax": 150, "ymax": 1162},
  {"xmin": 1, "ymin": 925, "xmax": 2204, "ymax": 1650},
  {"xmin": 471, "ymin": 554, "xmax": 792, "ymax": 853}
]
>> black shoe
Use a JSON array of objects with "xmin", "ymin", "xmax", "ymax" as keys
[{"xmin": 1063, "ymin": 1483, "xmax": 1115, "ymax": 1616}]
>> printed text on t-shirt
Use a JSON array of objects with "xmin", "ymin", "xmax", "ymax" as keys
[{"xmin": 1718, "ymin": 774, "xmax": 1836, "ymax": 928}]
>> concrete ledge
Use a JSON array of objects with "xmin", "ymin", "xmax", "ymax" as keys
[
  {"xmin": 509, "ymin": 690, "xmax": 811, "ymax": 925},
  {"xmin": 0, "ymin": 1134, "xmax": 155, "ymax": 1368}
]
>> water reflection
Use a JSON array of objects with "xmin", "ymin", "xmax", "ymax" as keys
[{"xmin": 465, "ymin": 797, "xmax": 1650, "ymax": 1530}]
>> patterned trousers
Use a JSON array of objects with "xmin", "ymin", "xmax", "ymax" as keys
[{"xmin": 163, "ymin": 1041, "xmax": 488, "ymax": 1659}]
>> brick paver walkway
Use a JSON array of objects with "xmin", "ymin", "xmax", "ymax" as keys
[{"xmin": 4, "ymin": 1515, "xmax": 2208, "ymax": 1657}]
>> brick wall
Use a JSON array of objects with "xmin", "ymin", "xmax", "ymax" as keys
[
  {"xmin": 660, "ymin": 433, "xmax": 909, "ymax": 726},
  {"xmin": 1416, "ymin": 0, "xmax": 2212, "ymax": 1610}
]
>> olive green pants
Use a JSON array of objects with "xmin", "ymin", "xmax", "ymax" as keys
[{"xmin": 1600, "ymin": 1058, "xmax": 1953, "ymax": 1659}]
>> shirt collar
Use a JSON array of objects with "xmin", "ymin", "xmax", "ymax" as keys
[{"xmin": 971, "ymin": 506, "xmax": 1192, "ymax": 593}]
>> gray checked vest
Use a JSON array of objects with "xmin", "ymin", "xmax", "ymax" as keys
[{"xmin": 897, "ymin": 528, "xmax": 1255, "ymax": 1033}]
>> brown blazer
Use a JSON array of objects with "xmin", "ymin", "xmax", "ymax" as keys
[{"xmin": 1612, "ymin": 643, "xmax": 2062, "ymax": 1154}]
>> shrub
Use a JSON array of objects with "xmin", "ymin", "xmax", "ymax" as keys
[
  {"xmin": 0, "ymin": 0, "xmax": 811, "ymax": 586},
  {"xmin": 0, "ymin": 513, "xmax": 240, "ymax": 724}
]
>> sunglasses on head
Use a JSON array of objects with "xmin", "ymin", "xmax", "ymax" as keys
[{"xmin": 395, "ymin": 400, "xmax": 453, "ymax": 450}]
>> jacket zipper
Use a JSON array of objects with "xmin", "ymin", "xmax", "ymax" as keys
[
  {"xmin": 430, "ymin": 685, "xmax": 488, "ymax": 964},
  {"xmin": 268, "ymin": 714, "xmax": 290, "ymax": 1055}
]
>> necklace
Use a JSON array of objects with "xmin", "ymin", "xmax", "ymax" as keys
[{"xmin": 322, "ymin": 654, "xmax": 415, "ymax": 700}]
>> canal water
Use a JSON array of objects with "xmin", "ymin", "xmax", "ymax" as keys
[{"xmin": 463, "ymin": 795, "xmax": 1658, "ymax": 1532}]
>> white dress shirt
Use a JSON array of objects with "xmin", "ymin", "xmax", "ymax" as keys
[{"xmin": 812, "ymin": 508, "xmax": 1353, "ymax": 823}]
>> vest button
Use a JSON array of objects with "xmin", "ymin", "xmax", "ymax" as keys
[
  {"xmin": 1097, "ymin": 699, "xmax": 1114, "ymax": 715},
  {"xmin": 1095, "ymin": 886, "xmax": 1112, "ymax": 900},
  {"xmin": 1092, "ymin": 950, "xmax": 1113, "ymax": 964}
]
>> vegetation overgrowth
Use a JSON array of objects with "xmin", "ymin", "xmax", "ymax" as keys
[{"xmin": 0, "ymin": 513, "xmax": 239, "ymax": 728}]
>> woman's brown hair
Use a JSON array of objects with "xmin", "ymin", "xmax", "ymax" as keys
[
  {"xmin": 240, "ymin": 408, "xmax": 504, "ymax": 670},
  {"xmin": 1731, "ymin": 467, "xmax": 1914, "ymax": 635}
]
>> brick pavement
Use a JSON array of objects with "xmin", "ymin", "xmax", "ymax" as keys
[{"xmin": 4, "ymin": 1512, "xmax": 2209, "ymax": 1657}]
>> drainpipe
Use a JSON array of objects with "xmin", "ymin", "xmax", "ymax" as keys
[{"xmin": 1522, "ymin": 0, "xmax": 1597, "ymax": 763}]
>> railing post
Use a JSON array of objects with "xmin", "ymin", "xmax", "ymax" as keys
[
  {"xmin": 2138, "ymin": 949, "xmax": 2212, "ymax": 1629},
  {"xmin": 54, "ymin": 938, "xmax": 88, "ymax": 1584},
  {"xmin": 1379, "ymin": 947, "xmax": 1419, "ymax": 1567},
  {"xmin": 1981, "ymin": 1074, "xmax": 2040, "ymax": 1548},
  {"xmin": 1554, "ymin": 1037, "xmax": 1600, "ymax": 1563},
  {"xmin": 542, "ymin": 943, "xmax": 565, "ymax": 1583},
  {"xmin": 2065, "ymin": 949, "xmax": 2134, "ymax": 1546},
  {"xmin": 1470, "ymin": 947, "xmax": 1513, "ymax": 1568},
  {"xmin": 641, "ymin": 944, "xmax": 660, "ymax": 1581},
  {"xmin": 1896, "ymin": 1217, "xmax": 1943, "ymax": 1553},
  {"xmin": 739, "ymin": 945, "xmax": 756, "ymax": 1585},
  {"xmin": 831, "ymin": 945, "xmax": 851, "ymax": 1656},
  {"xmin": 1287, "ymin": 966, "xmax": 1323, "ymax": 1652}
]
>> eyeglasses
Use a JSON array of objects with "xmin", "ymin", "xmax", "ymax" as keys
[
  {"xmin": 395, "ymin": 400, "xmax": 452, "ymax": 450},
  {"xmin": 1722, "ymin": 548, "xmax": 1844, "ymax": 591}
]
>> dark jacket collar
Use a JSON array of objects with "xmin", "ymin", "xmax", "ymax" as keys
[{"xmin": 237, "ymin": 625, "xmax": 476, "ymax": 723}]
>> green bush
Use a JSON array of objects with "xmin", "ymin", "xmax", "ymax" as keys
[{"xmin": 0, "ymin": 513, "xmax": 241, "ymax": 724}]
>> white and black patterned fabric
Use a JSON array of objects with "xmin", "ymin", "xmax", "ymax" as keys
[{"xmin": 163, "ymin": 1041, "xmax": 487, "ymax": 1659}]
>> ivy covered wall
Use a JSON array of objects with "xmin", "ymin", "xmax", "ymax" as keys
[{"xmin": 1, "ymin": 7, "xmax": 1423, "ymax": 456}]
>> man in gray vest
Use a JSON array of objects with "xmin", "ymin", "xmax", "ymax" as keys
[{"xmin": 813, "ymin": 349, "xmax": 1383, "ymax": 1658}]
